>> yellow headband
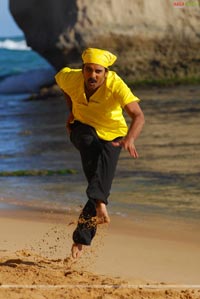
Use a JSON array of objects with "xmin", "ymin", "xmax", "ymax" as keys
[{"xmin": 82, "ymin": 48, "xmax": 117, "ymax": 68}]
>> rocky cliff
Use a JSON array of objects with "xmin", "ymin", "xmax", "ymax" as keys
[{"xmin": 9, "ymin": 0, "xmax": 200, "ymax": 82}]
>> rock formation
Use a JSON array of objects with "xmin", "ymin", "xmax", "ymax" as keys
[{"xmin": 9, "ymin": 0, "xmax": 200, "ymax": 82}]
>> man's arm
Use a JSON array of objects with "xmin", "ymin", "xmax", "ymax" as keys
[
  {"xmin": 112, "ymin": 101, "xmax": 145, "ymax": 158},
  {"xmin": 64, "ymin": 92, "xmax": 72, "ymax": 110},
  {"xmin": 63, "ymin": 92, "xmax": 74, "ymax": 134}
]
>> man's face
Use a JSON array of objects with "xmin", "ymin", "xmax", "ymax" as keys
[{"xmin": 82, "ymin": 63, "xmax": 107, "ymax": 92}]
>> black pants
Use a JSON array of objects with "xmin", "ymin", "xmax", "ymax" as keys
[{"xmin": 70, "ymin": 121, "xmax": 121, "ymax": 245}]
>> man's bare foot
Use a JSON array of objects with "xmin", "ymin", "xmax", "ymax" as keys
[
  {"xmin": 71, "ymin": 243, "xmax": 83, "ymax": 259},
  {"xmin": 96, "ymin": 200, "xmax": 110, "ymax": 224}
]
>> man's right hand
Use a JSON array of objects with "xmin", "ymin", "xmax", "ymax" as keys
[{"xmin": 66, "ymin": 112, "xmax": 74, "ymax": 135}]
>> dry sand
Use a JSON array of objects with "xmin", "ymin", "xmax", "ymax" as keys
[{"xmin": 0, "ymin": 209, "xmax": 200, "ymax": 299}]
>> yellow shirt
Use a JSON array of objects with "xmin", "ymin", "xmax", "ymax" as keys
[{"xmin": 55, "ymin": 67, "xmax": 140, "ymax": 141}]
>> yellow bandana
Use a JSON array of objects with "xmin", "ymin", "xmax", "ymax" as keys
[{"xmin": 82, "ymin": 48, "xmax": 117, "ymax": 68}]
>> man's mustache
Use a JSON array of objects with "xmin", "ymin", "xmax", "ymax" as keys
[{"xmin": 88, "ymin": 78, "xmax": 97, "ymax": 83}]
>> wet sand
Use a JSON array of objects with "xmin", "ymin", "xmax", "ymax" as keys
[{"xmin": 0, "ymin": 84, "xmax": 199, "ymax": 219}]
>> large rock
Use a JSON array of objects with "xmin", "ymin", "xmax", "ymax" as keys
[{"xmin": 9, "ymin": 0, "xmax": 200, "ymax": 81}]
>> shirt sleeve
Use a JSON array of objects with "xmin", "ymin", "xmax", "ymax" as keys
[
  {"xmin": 54, "ymin": 67, "xmax": 71, "ymax": 92},
  {"xmin": 113, "ymin": 76, "xmax": 140, "ymax": 108}
]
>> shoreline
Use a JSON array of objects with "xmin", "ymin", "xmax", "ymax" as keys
[
  {"xmin": 1, "ymin": 200, "xmax": 200, "ymax": 247},
  {"xmin": 1, "ymin": 199, "xmax": 200, "ymax": 238},
  {"xmin": 1, "ymin": 196, "xmax": 200, "ymax": 229}
]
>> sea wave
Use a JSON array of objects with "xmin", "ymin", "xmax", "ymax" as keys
[{"xmin": 0, "ymin": 39, "xmax": 31, "ymax": 51}]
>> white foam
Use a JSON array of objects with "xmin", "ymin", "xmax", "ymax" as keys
[{"xmin": 0, "ymin": 39, "xmax": 31, "ymax": 51}]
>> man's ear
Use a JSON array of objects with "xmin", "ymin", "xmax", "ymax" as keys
[
  {"xmin": 82, "ymin": 64, "xmax": 85, "ymax": 73},
  {"xmin": 105, "ymin": 68, "xmax": 108, "ymax": 78}
]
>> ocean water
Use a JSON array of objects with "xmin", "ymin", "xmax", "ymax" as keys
[
  {"xmin": 0, "ymin": 36, "xmax": 56, "ymax": 98},
  {"xmin": 0, "ymin": 37, "xmax": 200, "ymax": 223}
]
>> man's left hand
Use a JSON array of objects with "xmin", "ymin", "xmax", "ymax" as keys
[{"xmin": 112, "ymin": 137, "xmax": 139, "ymax": 158}]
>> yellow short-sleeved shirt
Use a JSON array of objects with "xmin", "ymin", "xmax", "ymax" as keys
[{"xmin": 55, "ymin": 67, "xmax": 140, "ymax": 141}]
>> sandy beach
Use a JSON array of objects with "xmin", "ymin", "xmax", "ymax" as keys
[{"xmin": 0, "ymin": 208, "xmax": 200, "ymax": 299}]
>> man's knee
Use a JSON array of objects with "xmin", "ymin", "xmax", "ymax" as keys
[
  {"xmin": 70, "ymin": 123, "xmax": 99, "ymax": 149},
  {"xmin": 80, "ymin": 134, "xmax": 96, "ymax": 147},
  {"xmin": 71, "ymin": 132, "xmax": 97, "ymax": 150}
]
